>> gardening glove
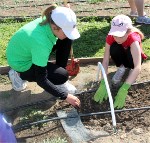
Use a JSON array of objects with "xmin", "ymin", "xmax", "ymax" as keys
[
  {"xmin": 94, "ymin": 79, "xmax": 108, "ymax": 103},
  {"xmin": 114, "ymin": 83, "xmax": 131, "ymax": 109}
]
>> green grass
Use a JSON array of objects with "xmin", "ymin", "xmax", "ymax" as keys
[
  {"xmin": 73, "ymin": 18, "xmax": 110, "ymax": 58},
  {"xmin": 0, "ymin": 17, "xmax": 150, "ymax": 66}
]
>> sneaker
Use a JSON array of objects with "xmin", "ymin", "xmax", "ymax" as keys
[
  {"xmin": 55, "ymin": 81, "xmax": 77, "ymax": 95},
  {"xmin": 112, "ymin": 65, "xmax": 126, "ymax": 85},
  {"xmin": 8, "ymin": 69, "xmax": 27, "ymax": 91},
  {"xmin": 136, "ymin": 16, "xmax": 150, "ymax": 24}
]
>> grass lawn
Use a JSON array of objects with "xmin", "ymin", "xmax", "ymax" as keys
[{"xmin": 0, "ymin": 17, "xmax": 150, "ymax": 66}]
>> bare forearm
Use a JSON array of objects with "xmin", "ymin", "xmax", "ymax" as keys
[
  {"xmin": 125, "ymin": 66, "xmax": 141, "ymax": 84},
  {"xmin": 102, "ymin": 60, "xmax": 109, "ymax": 74}
]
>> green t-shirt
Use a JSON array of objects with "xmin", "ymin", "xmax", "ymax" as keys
[{"xmin": 6, "ymin": 17, "xmax": 57, "ymax": 72}]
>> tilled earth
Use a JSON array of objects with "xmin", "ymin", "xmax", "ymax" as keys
[
  {"xmin": 0, "ymin": 60, "xmax": 150, "ymax": 143},
  {"xmin": 0, "ymin": 0, "xmax": 150, "ymax": 18}
]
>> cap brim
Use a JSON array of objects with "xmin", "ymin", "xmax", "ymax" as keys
[
  {"xmin": 63, "ymin": 27, "xmax": 80, "ymax": 40},
  {"xmin": 108, "ymin": 28, "xmax": 127, "ymax": 37}
]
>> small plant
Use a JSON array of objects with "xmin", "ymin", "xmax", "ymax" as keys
[
  {"xmin": 42, "ymin": 137, "xmax": 68, "ymax": 143},
  {"xmin": 19, "ymin": 108, "xmax": 47, "ymax": 129},
  {"xmin": 13, "ymin": 0, "xmax": 20, "ymax": 5},
  {"xmin": 0, "ymin": 75, "xmax": 10, "ymax": 84}
]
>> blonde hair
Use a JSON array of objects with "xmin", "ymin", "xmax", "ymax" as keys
[
  {"xmin": 40, "ymin": 4, "xmax": 58, "ymax": 26},
  {"xmin": 127, "ymin": 27, "xmax": 144, "ymax": 40}
]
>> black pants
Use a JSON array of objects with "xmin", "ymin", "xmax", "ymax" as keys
[
  {"xmin": 110, "ymin": 42, "xmax": 142, "ymax": 69},
  {"xmin": 20, "ymin": 38, "xmax": 72, "ymax": 85}
]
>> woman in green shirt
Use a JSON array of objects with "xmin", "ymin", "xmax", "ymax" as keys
[{"xmin": 6, "ymin": 5, "xmax": 80, "ymax": 108}]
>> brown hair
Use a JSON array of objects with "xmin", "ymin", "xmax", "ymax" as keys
[
  {"xmin": 127, "ymin": 27, "xmax": 144, "ymax": 40},
  {"xmin": 40, "ymin": 4, "xmax": 58, "ymax": 26}
]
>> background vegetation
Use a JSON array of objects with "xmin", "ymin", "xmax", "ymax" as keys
[{"xmin": 0, "ymin": 17, "xmax": 150, "ymax": 66}]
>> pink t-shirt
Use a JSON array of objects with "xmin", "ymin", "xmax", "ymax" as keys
[{"xmin": 106, "ymin": 32, "xmax": 147, "ymax": 60}]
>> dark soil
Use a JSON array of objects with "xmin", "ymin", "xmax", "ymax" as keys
[{"xmin": 80, "ymin": 82, "xmax": 150, "ymax": 131}]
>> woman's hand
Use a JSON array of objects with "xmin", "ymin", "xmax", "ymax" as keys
[{"xmin": 66, "ymin": 94, "xmax": 80, "ymax": 108}]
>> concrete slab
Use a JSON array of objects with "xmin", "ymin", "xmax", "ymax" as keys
[{"xmin": 57, "ymin": 108, "xmax": 109, "ymax": 143}]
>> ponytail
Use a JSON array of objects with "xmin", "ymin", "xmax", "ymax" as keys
[
  {"xmin": 40, "ymin": 4, "xmax": 57, "ymax": 26},
  {"xmin": 128, "ymin": 27, "xmax": 144, "ymax": 40}
]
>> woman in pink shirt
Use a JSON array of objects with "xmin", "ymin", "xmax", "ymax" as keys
[{"xmin": 94, "ymin": 14, "xmax": 147, "ymax": 109}]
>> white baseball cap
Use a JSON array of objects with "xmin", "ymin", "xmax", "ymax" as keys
[
  {"xmin": 51, "ymin": 6, "xmax": 80, "ymax": 40},
  {"xmin": 108, "ymin": 14, "xmax": 133, "ymax": 37}
]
